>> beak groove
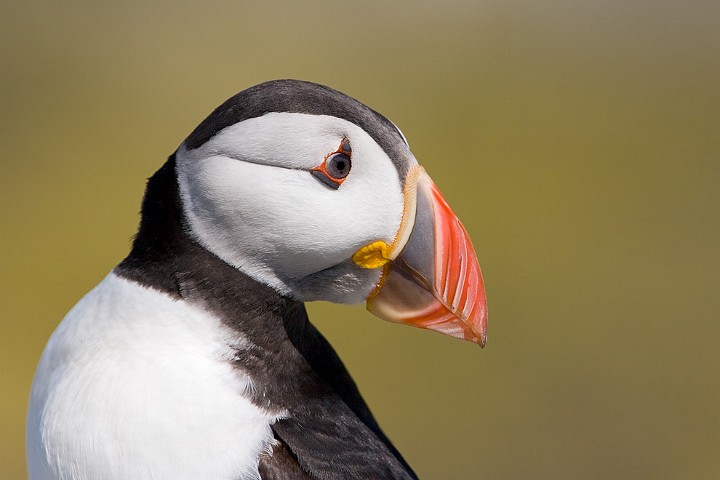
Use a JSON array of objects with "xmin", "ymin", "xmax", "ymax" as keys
[{"xmin": 365, "ymin": 166, "xmax": 488, "ymax": 347}]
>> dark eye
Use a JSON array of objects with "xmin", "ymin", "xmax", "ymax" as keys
[
  {"xmin": 311, "ymin": 139, "xmax": 353, "ymax": 189},
  {"xmin": 326, "ymin": 153, "xmax": 351, "ymax": 179}
]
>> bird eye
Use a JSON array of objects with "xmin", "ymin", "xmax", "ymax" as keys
[
  {"xmin": 311, "ymin": 139, "xmax": 353, "ymax": 189},
  {"xmin": 325, "ymin": 153, "xmax": 351, "ymax": 179}
]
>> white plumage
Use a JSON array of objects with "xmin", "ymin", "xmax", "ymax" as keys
[
  {"xmin": 177, "ymin": 112, "xmax": 410, "ymax": 301},
  {"xmin": 26, "ymin": 80, "xmax": 487, "ymax": 480},
  {"xmin": 27, "ymin": 273, "xmax": 282, "ymax": 480}
]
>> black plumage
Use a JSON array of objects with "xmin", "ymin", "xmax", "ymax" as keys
[
  {"xmin": 117, "ymin": 155, "xmax": 418, "ymax": 479},
  {"xmin": 184, "ymin": 79, "xmax": 413, "ymax": 182}
]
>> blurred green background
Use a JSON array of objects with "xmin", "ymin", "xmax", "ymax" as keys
[{"xmin": 2, "ymin": 1, "xmax": 718, "ymax": 478}]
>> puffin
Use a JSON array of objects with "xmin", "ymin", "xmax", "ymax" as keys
[{"xmin": 26, "ymin": 80, "xmax": 488, "ymax": 480}]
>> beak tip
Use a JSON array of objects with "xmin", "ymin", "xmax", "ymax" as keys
[{"xmin": 470, "ymin": 318, "xmax": 487, "ymax": 348}]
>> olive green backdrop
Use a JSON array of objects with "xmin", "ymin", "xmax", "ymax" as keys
[{"xmin": 2, "ymin": 1, "xmax": 718, "ymax": 478}]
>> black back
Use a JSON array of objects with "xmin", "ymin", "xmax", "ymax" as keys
[{"xmin": 116, "ymin": 155, "xmax": 418, "ymax": 479}]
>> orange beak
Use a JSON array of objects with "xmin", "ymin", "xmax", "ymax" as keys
[{"xmin": 365, "ymin": 166, "xmax": 488, "ymax": 346}]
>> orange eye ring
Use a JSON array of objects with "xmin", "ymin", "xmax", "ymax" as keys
[{"xmin": 311, "ymin": 138, "xmax": 352, "ymax": 189}]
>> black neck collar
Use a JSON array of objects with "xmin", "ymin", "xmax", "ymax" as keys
[{"xmin": 115, "ymin": 154, "xmax": 417, "ymax": 479}]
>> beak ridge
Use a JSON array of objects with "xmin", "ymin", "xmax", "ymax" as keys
[{"xmin": 366, "ymin": 167, "xmax": 488, "ymax": 346}]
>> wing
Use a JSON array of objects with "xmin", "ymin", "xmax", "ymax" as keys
[
  {"xmin": 257, "ymin": 308, "xmax": 418, "ymax": 480},
  {"xmin": 259, "ymin": 435, "xmax": 313, "ymax": 480}
]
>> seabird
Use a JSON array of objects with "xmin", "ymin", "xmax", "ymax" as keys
[{"xmin": 27, "ymin": 80, "xmax": 488, "ymax": 480}]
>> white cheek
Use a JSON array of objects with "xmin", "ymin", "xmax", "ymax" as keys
[
  {"xmin": 176, "ymin": 113, "xmax": 409, "ymax": 300},
  {"xmin": 202, "ymin": 113, "xmax": 343, "ymax": 170}
]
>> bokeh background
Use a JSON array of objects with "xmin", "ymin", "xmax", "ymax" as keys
[{"xmin": 2, "ymin": 1, "xmax": 718, "ymax": 478}]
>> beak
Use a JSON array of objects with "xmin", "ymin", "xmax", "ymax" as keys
[{"xmin": 357, "ymin": 166, "xmax": 488, "ymax": 346}]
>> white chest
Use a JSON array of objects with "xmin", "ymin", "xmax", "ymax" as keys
[{"xmin": 27, "ymin": 273, "xmax": 281, "ymax": 480}]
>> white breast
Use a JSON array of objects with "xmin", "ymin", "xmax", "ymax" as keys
[{"xmin": 27, "ymin": 273, "xmax": 281, "ymax": 480}]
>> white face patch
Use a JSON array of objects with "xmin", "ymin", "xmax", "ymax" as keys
[{"xmin": 176, "ymin": 113, "xmax": 416, "ymax": 303}]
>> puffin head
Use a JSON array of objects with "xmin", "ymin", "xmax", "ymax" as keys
[{"xmin": 175, "ymin": 80, "xmax": 487, "ymax": 346}]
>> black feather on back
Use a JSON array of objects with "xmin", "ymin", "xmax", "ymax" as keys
[{"xmin": 116, "ymin": 155, "xmax": 418, "ymax": 479}]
